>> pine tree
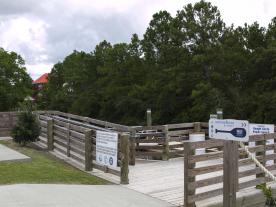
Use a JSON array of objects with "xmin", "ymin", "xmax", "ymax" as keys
[{"xmin": 11, "ymin": 102, "xmax": 40, "ymax": 146}]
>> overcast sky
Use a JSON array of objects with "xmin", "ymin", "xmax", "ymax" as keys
[{"xmin": 0, "ymin": 0, "xmax": 276, "ymax": 80}]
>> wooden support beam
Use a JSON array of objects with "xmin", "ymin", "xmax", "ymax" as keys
[
  {"xmin": 163, "ymin": 125, "xmax": 169, "ymax": 161},
  {"xmin": 47, "ymin": 118, "xmax": 54, "ymax": 150},
  {"xmin": 218, "ymin": 108, "xmax": 238, "ymax": 207},
  {"xmin": 66, "ymin": 123, "xmax": 71, "ymax": 157},
  {"xmin": 256, "ymin": 134, "xmax": 266, "ymax": 184},
  {"xmin": 84, "ymin": 129, "xmax": 93, "ymax": 171},
  {"xmin": 120, "ymin": 133, "xmax": 129, "ymax": 184},
  {"xmin": 223, "ymin": 140, "xmax": 238, "ymax": 207},
  {"xmin": 129, "ymin": 131, "xmax": 136, "ymax": 166},
  {"xmin": 184, "ymin": 141, "xmax": 195, "ymax": 207},
  {"xmin": 193, "ymin": 122, "xmax": 201, "ymax": 133},
  {"xmin": 147, "ymin": 109, "xmax": 152, "ymax": 127}
]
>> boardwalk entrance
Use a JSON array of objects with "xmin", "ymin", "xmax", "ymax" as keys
[
  {"xmin": 128, "ymin": 158, "xmax": 184, "ymax": 206},
  {"xmin": 30, "ymin": 111, "xmax": 276, "ymax": 206}
]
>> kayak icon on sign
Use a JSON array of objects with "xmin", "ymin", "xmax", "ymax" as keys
[
  {"xmin": 109, "ymin": 157, "xmax": 113, "ymax": 166},
  {"xmin": 215, "ymin": 128, "xmax": 246, "ymax": 138}
]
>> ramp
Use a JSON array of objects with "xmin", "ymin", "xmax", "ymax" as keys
[{"xmin": 0, "ymin": 144, "xmax": 30, "ymax": 162}]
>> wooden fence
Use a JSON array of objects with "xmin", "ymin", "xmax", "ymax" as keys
[
  {"xmin": 0, "ymin": 110, "xmax": 207, "ymax": 162},
  {"xmin": 134, "ymin": 122, "xmax": 203, "ymax": 160},
  {"xmin": 184, "ymin": 132, "xmax": 276, "ymax": 206},
  {"xmin": 0, "ymin": 112, "xmax": 18, "ymax": 136},
  {"xmin": 37, "ymin": 112, "xmax": 130, "ymax": 184},
  {"xmin": 37, "ymin": 111, "xmax": 207, "ymax": 162},
  {"xmin": 39, "ymin": 110, "xmax": 133, "ymax": 132}
]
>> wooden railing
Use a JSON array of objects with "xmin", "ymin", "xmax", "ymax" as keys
[
  {"xmin": 2, "ymin": 110, "xmax": 208, "ymax": 162},
  {"xmin": 37, "ymin": 112, "xmax": 211, "ymax": 167},
  {"xmin": 134, "ymin": 122, "xmax": 203, "ymax": 160},
  {"xmin": 184, "ymin": 133, "xmax": 276, "ymax": 206},
  {"xmin": 39, "ymin": 110, "xmax": 133, "ymax": 132},
  {"xmin": 37, "ymin": 112, "xmax": 130, "ymax": 184}
]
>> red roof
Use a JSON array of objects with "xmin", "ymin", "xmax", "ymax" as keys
[{"xmin": 33, "ymin": 73, "xmax": 49, "ymax": 84}]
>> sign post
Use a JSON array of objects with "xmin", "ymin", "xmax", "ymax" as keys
[
  {"xmin": 219, "ymin": 109, "xmax": 237, "ymax": 207},
  {"xmin": 147, "ymin": 108, "xmax": 152, "ymax": 127},
  {"xmin": 209, "ymin": 109, "xmax": 250, "ymax": 207},
  {"xmin": 223, "ymin": 139, "xmax": 238, "ymax": 207},
  {"xmin": 249, "ymin": 124, "xmax": 274, "ymax": 166}
]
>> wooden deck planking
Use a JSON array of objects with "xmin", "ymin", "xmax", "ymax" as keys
[
  {"xmin": 126, "ymin": 157, "xmax": 184, "ymax": 206},
  {"xmin": 34, "ymin": 140, "xmax": 275, "ymax": 207},
  {"xmin": 125, "ymin": 157, "xmax": 271, "ymax": 207}
]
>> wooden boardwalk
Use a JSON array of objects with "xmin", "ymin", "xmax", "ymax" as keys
[
  {"xmin": 92, "ymin": 157, "xmax": 270, "ymax": 207},
  {"xmin": 127, "ymin": 158, "xmax": 184, "ymax": 206},
  {"xmin": 42, "ymin": 145, "xmax": 272, "ymax": 207},
  {"xmin": 127, "ymin": 158, "xmax": 226, "ymax": 207},
  {"xmin": 50, "ymin": 146, "xmax": 185, "ymax": 206},
  {"xmin": 90, "ymin": 157, "xmax": 222, "ymax": 207}
]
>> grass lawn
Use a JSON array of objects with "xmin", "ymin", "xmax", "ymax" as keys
[{"xmin": 0, "ymin": 140, "xmax": 107, "ymax": 185}]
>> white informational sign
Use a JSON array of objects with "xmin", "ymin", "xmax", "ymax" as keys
[
  {"xmin": 96, "ymin": 131, "xmax": 118, "ymax": 168},
  {"xmin": 209, "ymin": 119, "xmax": 249, "ymax": 142},
  {"xmin": 249, "ymin": 124, "xmax": 274, "ymax": 135},
  {"xmin": 249, "ymin": 124, "xmax": 275, "ymax": 165}
]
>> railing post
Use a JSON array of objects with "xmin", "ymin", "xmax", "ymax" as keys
[
  {"xmin": 129, "ymin": 130, "xmax": 136, "ymax": 166},
  {"xmin": 218, "ymin": 108, "xmax": 238, "ymax": 207},
  {"xmin": 184, "ymin": 141, "xmax": 195, "ymax": 207},
  {"xmin": 193, "ymin": 122, "xmax": 201, "ymax": 133},
  {"xmin": 263, "ymin": 134, "xmax": 267, "ymax": 168},
  {"xmin": 47, "ymin": 118, "xmax": 54, "ymax": 150},
  {"xmin": 66, "ymin": 123, "xmax": 71, "ymax": 157},
  {"xmin": 163, "ymin": 125, "xmax": 170, "ymax": 161},
  {"xmin": 223, "ymin": 141, "xmax": 238, "ymax": 207},
  {"xmin": 256, "ymin": 134, "xmax": 266, "ymax": 184},
  {"xmin": 84, "ymin": 129, "xmax": 93, "ymax": 171},
  {"xmin": 120, "ymin": 133, "xmax": 129, "ymax": 184},
  {"xmin": 146, "ymin": 108, "xmax": 152, "ymax": 127}
]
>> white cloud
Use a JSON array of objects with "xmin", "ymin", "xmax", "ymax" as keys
[
  {"xmin": 0, "ymin": 16, "xmax": 48, "ymax": 64},
  {"xmin": 211, "ymin": 0, "xmax": 276, "ymax": 27},
  {"xmin": 0, "ymin": 0, "xmax": 276, "ymax": 79},
  {"xmin": 26, "ymin": 63, "xmax": 53, "ymax": 80}
]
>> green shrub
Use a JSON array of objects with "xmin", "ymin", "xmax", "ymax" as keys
[
  {"xmin": 257, "ymin": 183, "xmax": 276, "ymax": 207},
  {"xmin": 11, "ymin": 102, "xmax": 40, "ymax": 146}
]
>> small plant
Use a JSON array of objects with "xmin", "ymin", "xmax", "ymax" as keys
[
  {"xmin": 256, "ymin": 183, "xmax": 276, "ymax": 206},
  {"xmin": 11, "ymin": 101, "xmax": 40, "ymax": 146}
]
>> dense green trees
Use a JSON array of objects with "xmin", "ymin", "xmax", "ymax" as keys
[
  {"xmin": 38, "ymin": 1, "xmax": 276, "ymax": 125},
  {"xmin": 0, "ymin": 48, "xmax": 32, "ymax": 111}
]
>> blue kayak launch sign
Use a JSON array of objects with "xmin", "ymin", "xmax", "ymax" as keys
[{"xmin": 209, "ymin": 119, "xmax": 249, "ymax": 142}]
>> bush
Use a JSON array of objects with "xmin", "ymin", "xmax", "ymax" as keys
[
  {"xmin": 11, "ymin": 102, "xmax": 40, "ymax": 146},
  {"xmin": 257, "ymin": 183, "xmax": 276, "ymax": 207}
]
